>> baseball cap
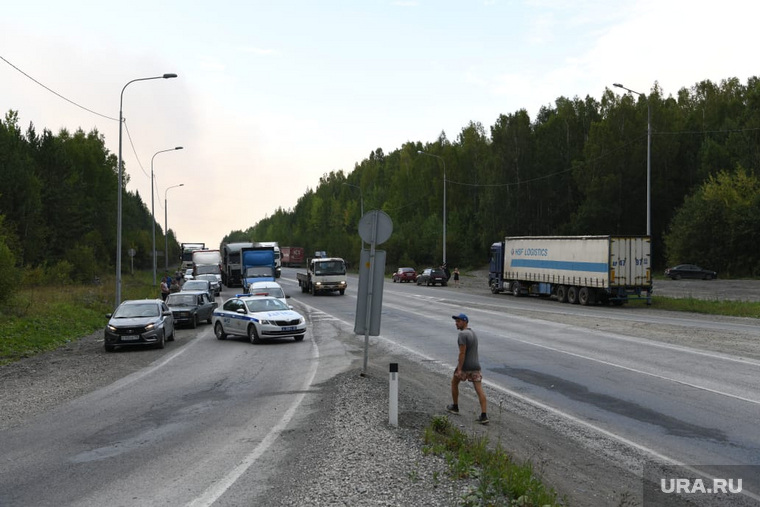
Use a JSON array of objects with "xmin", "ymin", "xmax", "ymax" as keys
[{"xmin": 452, "ymin": 313, "xmax": 469, "ymax": 322}]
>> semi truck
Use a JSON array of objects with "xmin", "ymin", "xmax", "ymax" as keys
[
  {"xmin": 253, "ymin": 241, "xmax": 281, "ymax": 278},
  {"xmin": 488, "ymin": 236, "xmax": 651, "ymax": 305},
  {"xmin": 221, "ymin": 242, "xmax": 254, "ymax": 287},
  {"xmin": 240, "ymin": 246, "xmax": 277, "ymax": 293},
  {"xmin": 297, "ymin": 257, "xmax": 347, "ymax": 295},
  {"xmin": 280, "ymin": 246, "xmax": 305, "ymax": 267},
  {"xmin": 180, "ymin": 243, "xmax": 205, "ymax": 270},
  {"xmin": 192, "ymin": 249, "xmax": 223, "ymax": 285}
]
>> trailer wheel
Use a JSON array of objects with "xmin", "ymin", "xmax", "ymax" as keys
[
  {"xmin": 567, "ymin": 286, "xmax": 579, "ymax": 304},
  {"xmin": 556, "ymin": 285, "xmax": 568, "ymax": 303},
  {"xmin": 578, "ymin": 287, "xmax": 595, "ymax": 306},
  {"xmin": 511, "ymin": 281, "xmax": 521, "ymax": 297}
]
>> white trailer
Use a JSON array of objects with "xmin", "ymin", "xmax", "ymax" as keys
[{"xmin": 488, "ymin": 236, "xmax": 652, "ymax": 305}]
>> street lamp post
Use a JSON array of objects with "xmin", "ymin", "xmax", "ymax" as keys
[
  {"xmin": 151, "ymin": 146, "xmax": 183, "ymax": 285},
  {"xmin": 613, "ymin": 83, "xmax": 651, "ymax": 237},
  {"xmin": 417, "ymin": 151, "xmax": 447, "ymax": 265},
  {"xmin": 342, "ymin": 182, "xmax": 364, "ymax": 216},
  {"xmin": 164, "ymin": 183, "xmax": 184, "ymax": 272},
  {"xmin": 116, "ymin": 73, "xmax": 177, "ymax": 307}
]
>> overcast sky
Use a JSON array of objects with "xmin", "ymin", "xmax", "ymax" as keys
[{"xmin": 3, "ymin": 0, "xmax": 757, "ymax": 249}]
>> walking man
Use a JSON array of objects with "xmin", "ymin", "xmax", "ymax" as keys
[{"xmin": 447, "ymin": 313, "xmax": 488, "ymax": 424}]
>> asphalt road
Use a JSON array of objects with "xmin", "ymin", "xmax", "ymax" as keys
[{"xmin": 1, "ymin": 271, "xmax": 758, "ymax": 506}]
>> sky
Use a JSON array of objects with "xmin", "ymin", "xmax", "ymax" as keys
[{"xmin": 3, "ymin": 0, "xmax": 758, "ymax": 250}]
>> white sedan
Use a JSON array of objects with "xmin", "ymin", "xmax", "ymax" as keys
[{"xmin": 212, "ymin": 294, "xmax": 306, "ymax": 343}]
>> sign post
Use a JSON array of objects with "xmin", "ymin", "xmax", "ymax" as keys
[{"xmin": 354, "ymin": 210, "xmax": 393, "ymax": 376}]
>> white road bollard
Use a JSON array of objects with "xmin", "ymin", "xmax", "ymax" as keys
[{"xmin": 389, "ymin": 363, "xmax": 398, "ymax": 427}]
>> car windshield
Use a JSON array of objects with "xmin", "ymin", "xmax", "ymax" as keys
[
  {"xmin": 195, "ymin": 265, "xmax": 220, "ymax": 275},
  {"xmin": 314, "ymin": 260, "xmax": 346, "ymax": 276},
  {"xmin": 249, "ymin": 287, "xmax": 285, "ymax": 298},
  {"xmin": 183, "ymin": 281, "xmax": 208, "ymax": 290},
  {"xmin": 166, "ymin": 294, "xmax": 197, "ymax": 306},
  {"xmin": 113, "ymin": 303, "xmax": 159, "ymax": 318},
  {"xmin": 245, "ymin": 298, "xmax": 288, "ymax": 313},
  {"xmin": 197, "ymin": 275, "xmax": 218, "ymax": 284},
  {"xmin": 245, "ymin": 267, "xmax": 274, "ymax": 278}
]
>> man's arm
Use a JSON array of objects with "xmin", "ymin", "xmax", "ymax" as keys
[{"xmin": 456, "ymin": 343, "xmax": 466, "ymax": 371}]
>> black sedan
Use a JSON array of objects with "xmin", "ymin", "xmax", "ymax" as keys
[
  {"xmin": 166, "ymin": 290, "xmax": 217, "ymax": 328},
  {"xmin": 104, "ymin": 299, "xmax": 175, "ymax": 352},
  {"xmin": 416, "ymin": 268, "xmax": 448, "ymax": 286},
  {"xmin": 664, "ymin": 264, "xmax": 717, "ymax": 280}
]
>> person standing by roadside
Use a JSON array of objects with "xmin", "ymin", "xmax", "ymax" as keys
[
  {"xmin": 160, "ymin": 277, "xmax": 170, "ymax": 301},
  {"xmin": 447, "ymin": 313, "xmax": 488, "ymax": 424},
  {"xmin": 453, "ymin": 267, "xmax": 460, "ymax": 288}
]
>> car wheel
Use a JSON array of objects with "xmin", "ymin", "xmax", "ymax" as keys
[
  {"xmin": 248, "ymin": 324, "xmax": 261, "ymax": 344},
  {"xmin": 214, "ymin": 322, "xmax": 227, "ymax": 340},
  {"xmin": 393, "ymin": 278, "xmax": 397, "ymax": 283},
  {"xmin": 192, "ymin": 314, "xmax": 198, "ymax": 329},
  {"xmin": 104, "ymin": 343, "xmax": 116, "ymax": 352},
  {"xmin": 156, "ymin": 330, "xmax": 166, "ymax": 349},
  {"xmin": 167, "ymin": 326, "xmax": 175, "ymax": 342},
  {"xmin": 207, "ymin": 314, "xmax": 213, "ymax": 324},
  {"xmin": 673, "ymin": 274, "xmax": 681, "ymax": 280},
  {"xmin": 416, "ymin": 279, "xmax": 421, "ymax": 285},
  {"xmin": 294, "ymin": 335, "xmax": 304, "ymax": 342},
  {"xmin": 339, "ymin": 289, "xmax": 345, "ymax": 295},
  {"xmin": 442, "ymin": 282, "xmax": 447, "ymax": 287}
]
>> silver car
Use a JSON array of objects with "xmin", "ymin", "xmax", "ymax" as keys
[{"xmin": 104, "ymin": 299, "xmax": 175, "ymax": 352}]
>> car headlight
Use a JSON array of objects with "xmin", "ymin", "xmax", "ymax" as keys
[
  {"xmin": 260, "ymin": 319, "xmax": 273, "ymax": 325},
  {"xmin": 145, "ymin": 323, "xmax": 156, "ymax": 331},
  {"xmin": 107, "ymin": 324, "xmax": 117, "ymax": 332}
]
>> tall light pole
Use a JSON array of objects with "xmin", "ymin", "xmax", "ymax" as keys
[
  {"xmin": 417, "ymin": 150, "xmax": 447, "ymax": 265},
  {"xmin": 342, "ymin": 182, "xmax": 364, "ymax": 216},
  {"xmin": 614, "ymin": 83, "xmax": 651, "ymax": 237},
  {"xmin": 151, "ymin": 146, "xmax": 183, "ymax": 285},
  {"xmin": 116, "ymin": 73, "xmax": 177, "ymax": 307},
  {"xmin": 164, "ymin": 183, "xmax": 184, "ymax": 272}
]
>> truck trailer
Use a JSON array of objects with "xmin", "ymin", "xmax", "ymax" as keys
[
  {"xmin": 280, "ymin": 246, "xmax": 305, "ymax": 267},
  {"xmin": 191, "ymin": 249, "xmax": 223, "ymax": 285},
  {"xmin": 221, "ymin": 242, "xmax": 254, "ymax": 287},
  {"xmin": 488, "ymin": 236, "xmax": 651, "ymax": 305}
]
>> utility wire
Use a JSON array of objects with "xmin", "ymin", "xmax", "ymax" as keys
[
  {"xmin": 2, "ymin": 55, "xmax": 162, "ymax": 210},
  {"xmin": 1, "ymin": 55, "xmax": 118, "ymax": 122}
]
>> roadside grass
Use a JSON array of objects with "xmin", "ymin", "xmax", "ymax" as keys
[
  {"xmin": 423, "ymin": 415, "xmax": 563, "ymax": 506},
  {"xmin": 0, "ymin": 271, "xmax": 158, "ymax": 365},
  {"xmin": 649, "ymin": 296, "xmax": 760, "ymax": 318}
]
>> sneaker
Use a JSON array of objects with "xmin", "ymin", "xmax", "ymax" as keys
[
  {"xmin": 477, "ymin": 414, "xmax": 489, "ymax": 425},
  {"xmin": 446, "ymin": 404, "xmax": 459, "ymax": 414}
]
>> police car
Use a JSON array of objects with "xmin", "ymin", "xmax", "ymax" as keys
[{"xmin": 212, "ymin": 294, "xmax": 306, "ymax": 343}]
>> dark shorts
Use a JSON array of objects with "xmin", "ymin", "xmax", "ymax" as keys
[{"xmin": 454, "ymin": 370, "xmax": 482, "ymax": 382}]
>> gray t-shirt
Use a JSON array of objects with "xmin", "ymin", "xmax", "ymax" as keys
[{"xmin": 457, "ymin": 328, "xmax": 480, "ymax": 371}]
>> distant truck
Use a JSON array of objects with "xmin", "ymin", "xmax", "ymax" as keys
[
  {"xmin": 180, "ymin": 242, "xmax": 205, "ymax": 271},
  {"xmin": 297, "ymin": 257, "xmax": 347, "ymax": 295},
  {"xmin": 488, "ymin": 236, "xmax": 651, "ymax": 305},
  {"xmin": 280, "ymin": 246, "xmax": 305, "ymax": 267},
  {"xmin": 241, "ymin": 246, "xmax": 277, "ymax": 293},
  {"xmin": 192, "ymin": 249, "xmax": 223, "ymax": 286},
  {"xmin": 253, "ymin": 241, "xmax": 281, "ymax": 278},
  {"xmin": 221, "ymin": 242, "xmax": 254, "ymax": 287}
]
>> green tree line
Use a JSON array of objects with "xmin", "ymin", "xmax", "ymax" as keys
[
  {"xmin": 2, "ymin": 76, "xmax": 760, "ymax": 306},
  {"xmin": 0, "ymin": 110, "xmax": 182, "ymax": 301},
  {"xmin": 232, "ymin": 78, "xmax": 760, "ymax": 277}
]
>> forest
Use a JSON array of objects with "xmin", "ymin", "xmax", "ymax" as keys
[{"xmin": 2, "ymin": 76, "xmax": 760, "ymax": 303}]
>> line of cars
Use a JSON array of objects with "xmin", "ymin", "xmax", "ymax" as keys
[
  {"xmin": 104, "ymin": 279, "xmax": 306, "ymax": 352},
  {"xmin": 391, "ymin": 267, "xmax": 449, "ymax": 286}
]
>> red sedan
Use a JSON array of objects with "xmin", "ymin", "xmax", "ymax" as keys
[{"xmin": 392, "ymin": 267, "xmax": 417, "ymax": 283}]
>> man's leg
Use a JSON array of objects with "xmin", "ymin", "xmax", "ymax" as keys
[
  {"xmin": 451, "ymin": 375, "xmax": 461, "ymax": 405},
  {"xmin": 473, "ymin": 381, "xmax": 487, "ymax": 414}
]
